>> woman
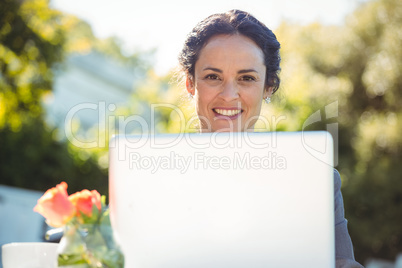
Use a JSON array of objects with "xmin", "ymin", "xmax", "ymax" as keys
[{"xmin": 178, "ymin": 9, "xmax": 364, "ymax": 267}]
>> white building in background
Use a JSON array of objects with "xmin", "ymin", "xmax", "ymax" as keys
[{"xmin": 43, "ymin": 51, "xmax": 148, "ymax": 138}]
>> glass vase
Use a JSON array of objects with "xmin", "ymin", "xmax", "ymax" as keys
[{"xmin": 57, "ymin": 222, "xmax": 124, "ymax": 268}]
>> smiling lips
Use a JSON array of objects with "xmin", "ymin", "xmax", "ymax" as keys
[{"xmin": 213, "ymin": 108, "xmax": 242, "ymax": 118}]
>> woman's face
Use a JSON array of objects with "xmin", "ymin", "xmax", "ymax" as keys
[{"xmin": 186, "ymin": 34, "xmax": 271, "ymax": 132}]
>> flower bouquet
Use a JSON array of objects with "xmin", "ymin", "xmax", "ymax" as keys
[{"xmin": 34, "ymin": 182, "xmax": 124, "ymax": 268}]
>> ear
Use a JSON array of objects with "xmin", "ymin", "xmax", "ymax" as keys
[
  {"xmin": 186, "ymin": 74, "xmax": 195, "ymax": 95},
  {"xmin": 263, "ymin": 86, "xmax": 273, "ymax": 99}
]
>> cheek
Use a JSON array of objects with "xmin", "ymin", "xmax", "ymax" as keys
[
  {"xmin": 244, "ymin": 89, "xmax": 264, "ymax": 110},
  {"xmin": 196, "ymin": 95, "xmax": 211, "ymax": 117},
  {"xmin": 194, "ymin": 83, "xmax": 213, "ymax": 109},
  {"xmin": 194, "ymin": 91, "xmax": 207, "ymax": 115}
]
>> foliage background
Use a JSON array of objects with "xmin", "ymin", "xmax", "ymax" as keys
[{"xmin": 0, "ymin": 0, "xmax": 401, "ymax": 264}]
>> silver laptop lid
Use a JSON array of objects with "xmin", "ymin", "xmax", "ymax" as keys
[{"xmin": 109, "ymin": 131, "xmax": 335, "ymax": 268}]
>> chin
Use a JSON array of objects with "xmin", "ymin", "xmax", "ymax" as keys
[{"xmin": 199, "ymin": 117, "xmax": 256, "ymax": 133}]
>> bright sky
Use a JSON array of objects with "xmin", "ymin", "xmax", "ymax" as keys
[{"xmin": 50, "ymin": 0, "xmax": 363, "ymax": 75}]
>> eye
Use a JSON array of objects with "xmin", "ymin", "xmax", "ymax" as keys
[
  {"xmin": 205, "ymin": 74, "xmax": 220, "ymax": 80},
  {"xmin": 239, "ymin": 75, "xmax": 256, "ymax": 82}
]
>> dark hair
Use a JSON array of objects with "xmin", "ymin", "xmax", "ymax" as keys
[{"xmin": 178, "ymin": 9, "xmax": 281, "ymax": 94}]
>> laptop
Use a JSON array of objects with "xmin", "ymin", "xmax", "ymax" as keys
[{"xmin": 109, "ymin": 131, "xmax": 335, "ymax": 268}]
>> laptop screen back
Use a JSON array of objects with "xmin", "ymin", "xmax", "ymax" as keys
[{"xmin": 109, "ymin": 131, "xmax": 335, "ymax": 268}]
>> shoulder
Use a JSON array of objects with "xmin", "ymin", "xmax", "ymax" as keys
[
  {"xmin": 333, "ymin": 168, "xmax": 345, "ymax": 224},
  {"xmin": 333, "ymin": 169, "xmax": 341, "ymax": 194}
]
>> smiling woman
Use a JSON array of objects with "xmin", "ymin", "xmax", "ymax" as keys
[
  {"xmin": 179, "ymin": 9, "xmax": 280, "ymax": 132},
  {"xmin": 187, "ymin": 34, "xmax": 268, "ymax": 132},
  {"xmin": 177, "ymin": 9, "xmax": 364, "ymax": 268}
]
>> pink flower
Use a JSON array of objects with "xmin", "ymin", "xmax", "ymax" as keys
[
  {"xmin": 33, "ymin": 182, "xmax": 75, "ymax": 227},
  {"xmin": 69, "ymin": 189, "xmax": 101, "ymax": 217}
]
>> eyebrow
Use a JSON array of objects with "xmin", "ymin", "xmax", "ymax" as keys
[{"xmin": 203, "ymin": 67, "xmax": 258, "ymax": 74}]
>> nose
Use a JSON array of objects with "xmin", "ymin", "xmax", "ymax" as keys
[{"xmin": 219, "ymin": 81, "xmax": 239, "ymax": 102}]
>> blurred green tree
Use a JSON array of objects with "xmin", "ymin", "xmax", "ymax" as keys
[
  {"xmin": 338, "ymin": 0, "xmax": 402, "ymax": 261},
  {"xmin": 0, "ymin": 0, "xmax": 153, "ymax": 195},
  {"xmin": 0, "ymin": 0, "xmax": 98, "ymax": 194},
  {"xmin": 269, "ymin": 0, "xmax": 402, "ymax": 263},
  {"xmin": 0, "ymin": 0, "xmax": 64, "ymax": 131}
]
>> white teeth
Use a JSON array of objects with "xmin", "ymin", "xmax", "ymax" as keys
[{"xmin": 214, "ymin": 109, "xmax": 241, "ymax": 116}]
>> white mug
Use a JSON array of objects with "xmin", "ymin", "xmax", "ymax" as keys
[{"xmin": 2, "ymin": 242, "xmax": 58, "ymax": 268}]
